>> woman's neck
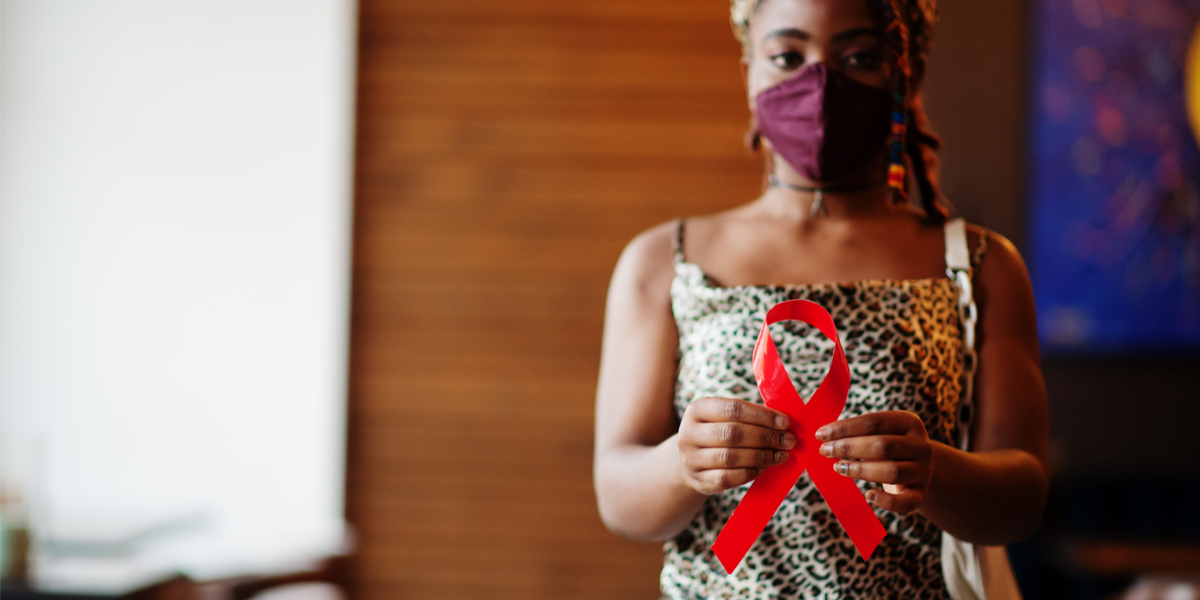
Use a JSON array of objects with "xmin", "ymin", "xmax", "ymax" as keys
[{"xmin": 760, "ymin": 156, "xmax": 894, "ymax": 222}]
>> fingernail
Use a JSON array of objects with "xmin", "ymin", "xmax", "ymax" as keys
[
  {"xmin": 775, "ymin": 451, "xmax": 788, "ymax": 463},
  {"xmin": 835, "ymin": 462, "xmax": 848, "ymax": 476},
  {"xmin": 819, "ymin": 443, "xmax": 833, "ymax": 457},
  {"xmin": 866, "ymin": 491, "xmax": 878, "ymax": 503},
  {"xmin": 816, "ymin": 427, "xmax": 831, "ymax": 441},
  {"xmin": 781, "ymin": 433, "xmax": 796, "ymax": 448},
  {"xmin": 774, "ymin": 415, "xmax": 789, "ymax": 429}
]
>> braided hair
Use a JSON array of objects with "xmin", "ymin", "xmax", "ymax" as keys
[{"xmin": 731, "ymin": 0, "xmax": 949, "ymax": 224}]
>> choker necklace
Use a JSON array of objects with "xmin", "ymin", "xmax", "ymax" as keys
[{"xmin": 767, "ymin": 174, "xmax": 886, "ymax": 218}]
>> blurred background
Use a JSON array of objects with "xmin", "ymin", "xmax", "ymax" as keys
[{"xmin": 2, "ymin": 1, "xmax": 1198, "ymax": 600}]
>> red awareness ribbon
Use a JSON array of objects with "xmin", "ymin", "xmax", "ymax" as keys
[{"xmin": 711, "ymin": 300, "xmax": 886, "ymax": 574}]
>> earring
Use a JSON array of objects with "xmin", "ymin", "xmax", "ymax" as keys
[{"xmin": 745, "ymin": 114, "xmax": 762, "ymax": 152}]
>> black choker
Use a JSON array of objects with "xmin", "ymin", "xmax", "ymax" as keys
[
  {"xmin": 767, "ymin": 174, "xmax": 885, "ymax": 194},
  {"xmin": 767, "ymin": 174, "xmax": 887, "ymax": 217}
]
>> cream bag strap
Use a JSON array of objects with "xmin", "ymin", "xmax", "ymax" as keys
[{"xmin": 940, "ymin": 219, "xmax": 1024, "ymax": 600}]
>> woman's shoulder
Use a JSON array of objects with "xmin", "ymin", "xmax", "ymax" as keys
[
  {"xmin": 609, "ymin": 220, "xmax": 680, "ymax": 311},
  {"xmin": 963, "ymin": 223, "xmax": 1027, "ymax": 277},
  {"xmin": 619, "ymin": 220, "xmax": 677, "ymax": 270},
  {"xmin": 676, "ymin": 203, "xmax": 767, "ymax": 262},
  {"xmin": 963, "ymin": 223, "xmax": 1040, "ymax": 352},
  {"xmin": 612, "ymin": 205, "xmax": 751, "ymax": 298},
  {"xmin": 621, "ymin": 205, "xmax": 752, "ymax": 265}
]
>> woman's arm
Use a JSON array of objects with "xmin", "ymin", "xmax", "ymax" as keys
[
  {"xmin": 919, "ymin": 230, "xmax": 1050, "ymax": 543},
  {"xmin": 816, "ymin": 229, "xmax": 1049, "ymax": 545},
  {"xmin": 593, "ymin": 223, "xmax": 703, "ymax": 541},
  {"xmin": 593, "ymin": 223, "xmax": 793, "ymax": 541}
]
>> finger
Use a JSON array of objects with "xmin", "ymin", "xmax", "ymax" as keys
[
  {"xmin": 688, "ymin": 447, "xmax": 790, "ymax": 471},
  {"xmin": 690, "ymin": 422, "xmax": 797, "ymax": 450},
  {"xmin": 691, "ymin": 397, "xmax": 789, "ymax": 429},
  {"xmin": 866, "ymin": 487, "xmax": 924, "ymax": 514},
  {"xmin": 819, "ymin": 435, "xmax": 922, "ymax": 460},
  {"xmin": 697, "ymin": 468, "xmax": 762, "ymax": 494},
  {"xmin": 834, "ymin": 460, "xmax": 923, "ymax": 486},
  {"xmin": 815, "ymin": 411, "xmax": 918, "ymax": 441}
]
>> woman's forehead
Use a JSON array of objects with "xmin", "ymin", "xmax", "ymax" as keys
[{"xmin": 750, "ymin": 0, "xmax": 881, "ymax": 44}]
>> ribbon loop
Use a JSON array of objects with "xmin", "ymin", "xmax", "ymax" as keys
[{"xmin": 711, "ymin": 300, "xmax": 886, "ymax": 574}]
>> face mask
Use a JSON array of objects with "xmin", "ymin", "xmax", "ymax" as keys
[{"xmin": 755, "ymin": 63, "xmax": 893, "ymax": 183}]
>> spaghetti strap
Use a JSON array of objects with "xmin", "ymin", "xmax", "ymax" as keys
[
  {"xmin": 971, "ymin": 229, "xmax": 990, "ymax": 270},
  {"xmin": 673, "ymin": 218, "xmax": 687, "ymax": 264}
]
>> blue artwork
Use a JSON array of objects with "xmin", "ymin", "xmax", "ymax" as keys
[{"xmin": 1029, "ymin": 0, "xmax": 1200, "ymax": 353}]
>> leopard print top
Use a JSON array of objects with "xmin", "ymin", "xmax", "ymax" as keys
[{"xmin": 662, "ymin": 220, "xmax": 987, "ymax": 600}]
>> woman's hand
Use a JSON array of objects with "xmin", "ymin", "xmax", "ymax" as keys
[
  {"xmin": 816, "ymin": 411, "xmax": 934, "ymax": 514},
  {"xmin": 677, "ymin": 397, "xmax": 796, "ymax": 495}
]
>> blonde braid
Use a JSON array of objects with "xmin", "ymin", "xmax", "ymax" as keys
[{"xmin": 730, "ymin": 0, "xmax": 762, "ymax": 56}]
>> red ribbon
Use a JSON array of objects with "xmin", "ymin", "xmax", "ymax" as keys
[{"xmin": 711, "ymin": 300, "xmax": 886, "ymax": 574}]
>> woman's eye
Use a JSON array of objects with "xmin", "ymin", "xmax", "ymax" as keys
[
  {"xmin": 769, "ymin": 51, "xmax": 804, "ymax": 70},
  {"xmin": 844, "ymin": 51, "xmax": 883, "ymax": 71}
]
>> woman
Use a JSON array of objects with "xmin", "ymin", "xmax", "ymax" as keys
[{"xmin": 592, "ymin": 0, "xmax": 1050, "ymax": 598}]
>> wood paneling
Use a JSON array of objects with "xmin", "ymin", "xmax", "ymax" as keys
[{"xmin": 346, "ymin": 1, "xmax": 762, "ymax": 599}]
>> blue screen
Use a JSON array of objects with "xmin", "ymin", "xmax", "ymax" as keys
[{"xmin": 1029, "ymin": 0, "xmax": 1200, "ymax": 353}]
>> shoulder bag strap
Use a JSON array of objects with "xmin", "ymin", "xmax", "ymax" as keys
[{"xmin": 944, "ymin": 218, "xmax": 978, "ymax": 452}]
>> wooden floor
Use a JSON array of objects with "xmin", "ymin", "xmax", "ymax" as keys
[{"xmin": 346, "ymin": 1, "xmax": 762, "ymax": 598}]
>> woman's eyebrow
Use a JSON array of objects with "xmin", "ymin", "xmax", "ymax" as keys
[
  {"xmin": 830, "ymin": 27, "xmax": 884, "ymax": 43},
  {"xmin": 762, "ymin": 27, "xmax": 883, "ymax": 44},
  {"xmin": 763, "ymin": 28, "xmax": 810, "ymax": 43}
]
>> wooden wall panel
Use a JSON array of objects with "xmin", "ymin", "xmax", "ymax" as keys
[{"xmin": 346, "ymin": 1, "xmax": 762, "ymax": 599}]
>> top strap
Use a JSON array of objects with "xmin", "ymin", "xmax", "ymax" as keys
[
  {"xmin": 673, "ymin": 219, "xmax": 687, "ymax": 264},
  {"xmin": 971, "ymin": 229, "xmax": 989, "ymax": 270}
]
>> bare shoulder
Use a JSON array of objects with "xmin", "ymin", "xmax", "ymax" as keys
[
  {"xmin": 610, "ymin": 205, "xmax": 753, "ymax": 310},
  {"xmin": 609, "ymin": 220, "xmax": 679, "ymax": 309},
  {"xmin": 967, "ymin": 224, "xmax": 1039, "ymax": 355},
  {"xmin": 968, "ymin": 225, "xmax": 1030, "ymax": 284},
  {"xmin": 669, "ymin": 204, "xmax": 761, "ymax": 264}
]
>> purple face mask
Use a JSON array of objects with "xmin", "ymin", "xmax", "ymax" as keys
[{"xmin": 755, "ymin": 63, "xmax": 893, "ymax": 183}]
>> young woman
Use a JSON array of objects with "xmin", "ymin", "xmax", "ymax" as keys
[{"xmin": 592, "ymin": 0, "xmax": 1049, "ymax": 597}]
